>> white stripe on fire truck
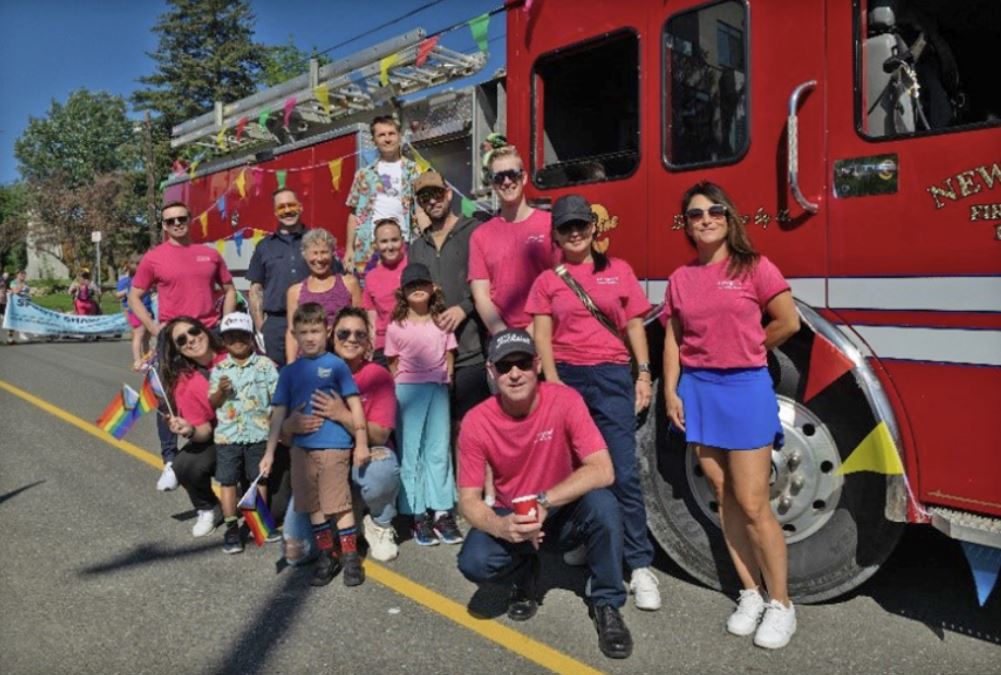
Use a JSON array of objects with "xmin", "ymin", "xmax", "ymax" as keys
[{"xmin": 852, "ymin": 325, "xmax": 1001, "ymax": 367}]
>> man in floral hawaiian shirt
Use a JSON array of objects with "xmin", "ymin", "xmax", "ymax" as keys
[{"xmin": 344, "ymin": 115, "xmax": 421, "ymax": 279}]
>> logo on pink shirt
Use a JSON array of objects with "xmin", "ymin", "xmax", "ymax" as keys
[
  {"xmin": 536, "ymin": 429, "xmax": 554, "ymax": 443},
  {"xmin": 718, "ymin": 280, "xmax": 743, "ymax": 291},
  {"xmin": 596, "ymin": 276, "xmax": 620, "ymax": 285},
  {"xmin": 526, "ymin": 234, "xmax": 545, "ymax": 244}
]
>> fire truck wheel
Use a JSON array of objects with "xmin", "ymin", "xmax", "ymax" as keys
[{"xmin": 639, "ymin": 345, "xmax": 904, "ymax": 603}]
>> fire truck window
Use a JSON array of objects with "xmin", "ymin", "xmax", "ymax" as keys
[
  {"xmin": 861, "ymin": 0, "xmax": 1001, "ymax": 138},
  {"xmin": 532, "ymin": 31, "xmax": 639, "ymax": 188},
  {"xmin": 663, "ymin": 1, "xmax": 749, "ymax": 168}
]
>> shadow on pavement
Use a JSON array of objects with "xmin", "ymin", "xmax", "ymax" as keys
[
  {"xmin": 77, "ymin": 540, "xmax": 219, "ymax": 576},
  {"xmin": 843, "ymin": 527, "xmax": 1001, "ymax": 644},
  {"xmin": 467, "ymin": 551, "xmax": 590, "ymax": 620},
  {"xmin": 0, "ymin": 480, "xmax": 46, "ymax": 505}
]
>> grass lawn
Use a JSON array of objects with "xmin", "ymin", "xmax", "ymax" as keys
[{"xmin": 32, "ymin": 293, "xmax": 125, "ymax": 316}]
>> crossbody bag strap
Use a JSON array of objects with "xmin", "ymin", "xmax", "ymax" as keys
[{"xmin": 553, "ymin": 264, "xmax": 624, "ymax": 344}]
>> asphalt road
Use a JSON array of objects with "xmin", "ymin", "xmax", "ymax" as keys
[{"xmin": 1, "ymin": 338, "xmax": 998, "ymax": 675}]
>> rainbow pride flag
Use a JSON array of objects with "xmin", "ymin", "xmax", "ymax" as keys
[
  {"xmin": 96, "ymin": 385, "xmax": 141, "ymax": 439},
  {"xmin": 238, "ymin": 475, "xmax": 276, "ymax": 547},
  {"xmin": 138, "ymin": 372, "xmax": 160, "ymax": 413}
]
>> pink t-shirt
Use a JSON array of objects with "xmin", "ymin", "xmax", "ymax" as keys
[
  {"xmin": 353, "ymin": 361, "xmax": 396, "ymax": 431},
  {"xmin": 467, "ymin": 209, "xmax": 558, "ymax": 329},
  {"xmin": 525, "ymin": 257, "xmax": 651, "ymax": 366},
  {"xmin": 133, "ymin": 242, "xmax": 233, "ymax": 328},
  {"xmin": 458, "ymin": 382, "xmax": 607, "ymax": 509},
  {"xmin": 173, "ymin": 352, "xmax": 227, "ymax": 427},
  {"xmin": 384, "ymin": 318, "xmax": 457, "ymax": 384},
  {"xmin": 362, "ymin": 253, "xmax": 406, "ymax": 350},
  {"xmin": 662, "ymin": 256, "xmax": 790, "ymax": 369}
]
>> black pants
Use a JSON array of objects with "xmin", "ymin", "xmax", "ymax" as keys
[
  {"xmin": 453, "ymin": 362, "xmax": 491, "ymax": 421},
  {"xmin": 267, "ymin": 444, "xmax": 293, "ymax": 524},
  {"xmin": 262, "ymin": 314, "xmax": 288, "ymax": 368},
  {"xmin": 173, "ymin": 441, "xmax": 218, "ymax": 511}
]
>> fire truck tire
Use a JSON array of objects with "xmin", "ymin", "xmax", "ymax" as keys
[{"xmin": 639, "ymin": 344, "xmax": 904, "ymax": 604}]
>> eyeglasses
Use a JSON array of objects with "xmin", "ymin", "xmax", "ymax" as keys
[
  {"xmin": 416, "ymin": 188, "xmax": 447, "ymax": 205},
  {"xmin": 162, "ymin": 216, "xmax": 190, "ymax": 227},
  {"xmin": 491, "ymin": 169, "xmax": 524, "ymax": 186},
  {"xmin": 173, "ymin": 325, "xmax": 204, "ymax": 348},
  {"xmin": 335, "ymin": 329, "xmax": 368, "ymax": 342},
  {"xmin": 275, "ymin": 203, "xmax": 301, "ymax": 217},
  {"xmin": 685, "ymin": 205, "xmax": 727, "ymax": 221},
  {"xmin": 493, "ymin": 356, "xmax": 535, "ymax": 375},
  {"xmin": 555, "ymin": 220, "xmax": 593, "ymax": 237}
]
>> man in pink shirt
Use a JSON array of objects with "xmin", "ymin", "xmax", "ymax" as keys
[
  {"xmin": 456, "ymin": 329, "xmax": 634, "ymax": 660},
  {"xmin": 129, "ymin": 201, "xmax": 237, "ymax": 491},
  {"xmin": 468, "ymin": 146, "xmax": 557, "ymax": 335}
]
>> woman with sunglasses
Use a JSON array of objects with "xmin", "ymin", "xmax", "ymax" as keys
[
  {"xmin": 662, "ymin": 181, "xmax": 800, "ymax": 649},
  {"xmin": 281, "ymin": 307, "xmax": 402, "ymax": 563},
  {"xmin": 285, "ymin": 228, "xmax": 362, "ymax": 364},
  {"xmin": 525, "ymin": 194, "xmax": 660, "ymax": 612},
  {"xmin": 158, "ymin": 316, "xmax": 228, "ymax": 537}
]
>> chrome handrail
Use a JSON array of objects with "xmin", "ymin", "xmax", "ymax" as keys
[{"xmin": 787, "ymin": 80, "xmax": 819, "ymax": 213}]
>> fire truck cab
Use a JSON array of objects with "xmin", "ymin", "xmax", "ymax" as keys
[{"xmin": 506, "ymin": 0, "xmax": 1001, "ymax": 601}]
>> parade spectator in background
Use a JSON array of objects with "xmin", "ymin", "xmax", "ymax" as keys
[
  {"xmin": 116, "ymin": 255, "xmax": 154, "ymax": 371},
  {"xmin": 159, "ymin": 316, "xmax": 227, "ymax": 538},
  {"xmin": 0, "ymin": 272, "xmax": 9, "ymax": 343},
  {"xmin": 527, "ymin": 194, "xmax": 660, "ymax": 611},
  {"xmin": 130, "ymin": 202, "xmax": 236, "ymax": 492},
  {"xmin": 469, "ymin": 146, "xmax": 556, "ymax": 335},
  {"xmin": 362, "ymin": 217, "xmax": 407, "ymax": 365},
  {"xmin": 284, "ymin": 228, "xmax": 361, "ymax": 364},
  {"xmin": 663, "ymin": 181, "xmax": 800, "ymax": 649},
  {"xmin": 69, "ymin": 270, "xmax": 100, "ymax": 316},
  {"xmin": 456, "ymin": 330, "xmax": 633, "ymax": 660},
  {"xmin": 344, "ymin": 115, "xmax": 420, "ymax": 278}
]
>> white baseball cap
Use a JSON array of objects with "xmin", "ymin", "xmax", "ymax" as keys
[{"xmin": 220, "ymin": 312, "xmax": 254, "ymax": 334}]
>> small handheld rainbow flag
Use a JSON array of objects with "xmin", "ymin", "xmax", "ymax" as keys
[
  {"xmin": 238, "ymin": 474, "xmax": 276, "ymax": 547},
  {"xmin": 96, "ymin": 385, "xmax": 142, "ymax": 439},
  {"xmin": 138, "ymin": 371, "xmax": 161, "ymax": 413}
]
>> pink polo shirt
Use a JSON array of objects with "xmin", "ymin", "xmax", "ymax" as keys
[
  {"xmin": 468, "ymin": 209, "xmax": 557, "ymax": 330},
  {"xmin": 173, "ymin": 352, "xmax": 228, "ymax": 427},
  {"xmin": 363, "ymin": 253, "xmax": 407, "ymax": 350},
  {"xmin": 525, "ymin": 257, "xmax": 651, "ymax": 366},
  {"xmin": 353, "ymin": 361, "xmax": 396, "ymax": 431},
  {"xmin": 384, "ymin": 318, "xmax": 457, "ymax": 384},
  {"xmin": 662, "ymin": 256, "xmax": 790, "ymax": 369},
  {"xmin": 133, "ymin": 242, "xmax": 233, "ymax": 328}
]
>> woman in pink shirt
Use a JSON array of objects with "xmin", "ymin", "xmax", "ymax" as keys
[
  {"xmin": 363, "ymin": 217, "xmax": 407, "ymax": 366},
  {"xmin": 526, "ymin": 194, "xmax": 660, "ymax": 612},
  {"xmin": 385, "ymin": 262, "xmax": 462, "ymax": 547},
  {"xmin": 662, "ymin": 182, "xmax": 801, "ymax": 649}
]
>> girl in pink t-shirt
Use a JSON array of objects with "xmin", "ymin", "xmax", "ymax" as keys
[
  {"xmin": 384, "ymin": 263, "xmax": 461, "ymax": 547},
  {"xmin": 363, "ymin": 218, "xmax": 407, "ymax": 366},
  {"xmin": 526, "ymin": 193, "xmax": 660, "ymax": 610},
  {"xmin": 662, "ymin": 181, "xmax": 801, "ymax": 649}
]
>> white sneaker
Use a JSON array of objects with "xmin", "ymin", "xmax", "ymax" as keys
[
  {"xmin": 192, "ymin": 507, "xmax": 221, "ymax": 538},
  {"xmin": 727, "ymin": 588, "xmax": 766, "ymax": 636},
  {"xmin": 562, "ymin": 543, "xmax": 588, "ymax": 567},
  {"xmin": 629, "ymin": 567, "xmax": 662, "ymax": 611},
  {"xmin": 753, "ymin": 599, "xmax": 797, "ymax": 649},
  {"xmin": 156, "ymin": 462, "xmax": 178, "ymax": 492},
  {"xmin": 363, "ymin": 514, "xmax": 399, "ymax": 562}
]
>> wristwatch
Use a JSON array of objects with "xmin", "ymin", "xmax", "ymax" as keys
[
  {"xmin": 637, "ymin": 362, "xmax": 652, "ymax": 374},
  {"xmin": 537, "ymin": 491, "xmax": 551, "ymax": 510}
]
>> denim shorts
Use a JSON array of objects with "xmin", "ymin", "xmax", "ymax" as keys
[{"xmin": 215, "ymin": 441, "xmax": 267, "ymax": 486}]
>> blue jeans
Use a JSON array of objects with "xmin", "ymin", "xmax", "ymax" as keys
[
  {"xmin": 396, "ymin": 382, "xmax": 454, "ymax": 515},
  {"xmin": 557, "ymin": 362, "xmax": 654, "ymax": 572},
  {"xmin": 457, "ymin": 489, "xmax": 626, "ymax": 608}
]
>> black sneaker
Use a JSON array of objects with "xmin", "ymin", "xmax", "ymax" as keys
[
  {"xmin": 591, "ymin": 604, "xmax": 633, "ymax": 659},
  {"xmin": 506, "ymin": 554, "xmax": 540, "ymax": 622},
  {"xmin": 309, "ymin": 552, "xmax": 342, "ymax": 587},
  {"xmin": 342, "ymin": 551, "xmax": 365, "ymax": 587},
  {"xmin": 412, "ymin": 517, "xmax": 439, "ymax": 546},
  {"xmin": 432, "ymin": 512, "xmax": 464, "ymax": 544},
  {"xmin": 222, "ymin": 525, "xmax": 244, "ymax": 555}
]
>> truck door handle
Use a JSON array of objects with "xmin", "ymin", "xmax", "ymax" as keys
[{"xmin": 787, "ymin": 80, "xmax": 820, "ymax": 213}]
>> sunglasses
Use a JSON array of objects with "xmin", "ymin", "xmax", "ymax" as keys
[
  {"xmin": 162, "ymin": 216, "xmax": 190, "ymax": 227},
  {"xmin": 335, "ymin": 329, "xmax": 368, "ymax": 342},
  {"xmin": 173, "ymin": 325, "xmax": 204, "ymax": 348},
  {"xmin": 493, "ymin": 356, "xmax": 535, "ymax": 375},
  {"xmin": 416, "ymin": 188, "xmax": 447, "ymax": 205},
  {"xmin": 491, "ymin": 169, "xmax": 524, "ymax": 186},
  {"xmin": 275, "ymin": 204, "xmax": 301, "ymax": 216},
  {"xmin": 556, "ymin": 220, "xmax": 593, "ymax": 236},
  {"xmin": 685, "ymin": 205, "xmax": 727, "ymax": 221}
]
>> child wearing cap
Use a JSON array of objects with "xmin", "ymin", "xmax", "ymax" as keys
[
  {"xmin": 385, "ymin": 262, "xmax": 463, "ymax": 546},
  {"xmin": 208, "ymin": 311, "xmax": 280, "ymax": 554}
]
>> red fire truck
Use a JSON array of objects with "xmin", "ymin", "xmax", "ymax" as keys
[{"xmin": 167, "ymin": 1, "xmax": 1000, "ymax": 603}]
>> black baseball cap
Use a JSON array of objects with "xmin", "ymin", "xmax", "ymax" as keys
[
  {"xmin": 551, "ymin": 194, "xmax": 594, "ymax": 228},
  {"xmin": 401, "ymin": 262, "xmax": 433, "ymax": 287},
  {"xmin": 488, "ymin": 329, "xmax": 537, "ymax": 363}
]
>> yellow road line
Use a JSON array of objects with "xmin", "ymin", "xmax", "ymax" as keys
[{"xmin": 0, "ymin": 377, "xmax": 603, "ymax": 675}]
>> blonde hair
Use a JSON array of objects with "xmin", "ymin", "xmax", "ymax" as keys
[{"xmin": 487, "ymin": 145, "xmax": 524, "ymax": 171}]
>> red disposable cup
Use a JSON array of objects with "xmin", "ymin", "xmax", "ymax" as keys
[{"xmin": 512, "ymin": 495, "xmax": 539, "ymax": 522}]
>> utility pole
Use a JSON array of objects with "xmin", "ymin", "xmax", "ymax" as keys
[{"xmin": 143, "ymin": 112, "xmax": 158, "ymax": 244}]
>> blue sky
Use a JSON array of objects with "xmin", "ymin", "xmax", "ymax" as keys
[{"xmin": 0, "ymin": 0, "xmax": 505, "ymax": 184}]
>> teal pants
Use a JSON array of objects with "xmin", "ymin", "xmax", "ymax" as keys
[{"xmin": 396, "ymin": 382, "xmax": 454, "ymax": 516}]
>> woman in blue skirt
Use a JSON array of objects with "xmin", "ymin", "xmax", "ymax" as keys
[{"xmin": 662, "ymin": 182, "xmax": 801, "ymax": 649}]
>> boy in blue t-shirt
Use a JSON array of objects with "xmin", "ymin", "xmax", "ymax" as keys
[{"xmin": 261, "ymin": 302, "xmax": 370, "ymax": 587}]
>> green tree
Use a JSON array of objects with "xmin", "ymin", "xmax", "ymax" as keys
[
  {"xmin": 260, "ymin": 36, "xmax": 331, "ymax": 87},
  {"xmin": 0, "ymin": 182, "xmax": 30, "ymax": 273}
]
